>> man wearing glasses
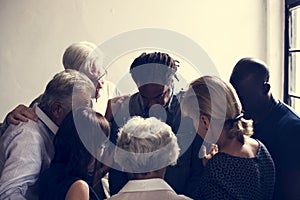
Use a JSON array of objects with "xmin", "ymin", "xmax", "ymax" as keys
[
  {"xmin": 0, "ymin": 41, "xmax": 120, "ymax": 134},
  {"xmin": 0, "ymin": 41, "xmax": 120, "ymax": 199},
  {"xmin": 62, "ymin": 41, "xmax": 120, "ymax": 115}
]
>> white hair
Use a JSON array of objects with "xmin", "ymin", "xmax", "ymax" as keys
[
  {"xmin": 114, "ymin": 116, "xmax": 180, "ymax": 173},
  {"xmin": 62, "ymin": 41, "xmax": 105, "ymax": 79}
]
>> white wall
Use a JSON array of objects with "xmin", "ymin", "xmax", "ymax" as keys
[{"xmin": 0, "ymin": 0, "xmax": 284, "ymax": 121}]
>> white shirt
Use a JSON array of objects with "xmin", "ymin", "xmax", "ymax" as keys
[
  {"xmin": 0, "ymin": 104, "xmax": 58, "ymax": 200},
  {"xmin": 108, "ymin": 178, "xmax": 192, "ymax": 200},
  {"xmin": 92, "ymin": 80, "xmax": 120, "ymax": 115}
]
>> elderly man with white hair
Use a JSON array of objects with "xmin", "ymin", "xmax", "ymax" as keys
[{"xmin": 108, "ymin": 116, "xmax": 192, "ymax": 200}]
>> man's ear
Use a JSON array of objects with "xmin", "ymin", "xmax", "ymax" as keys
[
  {"xmin": 263, "ymin": 82, "xmax": 271, "ymax": 94},
  {"xmin": 51, "ymin": 102, "xmax": 64, "ymax": 119}
]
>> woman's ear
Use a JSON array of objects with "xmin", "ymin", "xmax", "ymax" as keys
[{"xmin": 200, "ymin": 115, "xmax": 210, "ymax": 131}]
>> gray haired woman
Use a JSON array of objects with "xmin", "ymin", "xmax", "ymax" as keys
[{"xmin": 108, "ymin": 116, "xmax": 191, "ymax": 200}]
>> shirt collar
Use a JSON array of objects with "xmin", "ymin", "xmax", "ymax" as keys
[
  {"xmin": 119, "ymin": 178, "xmax": 175, "ymax": 193},
  {"xmin": 33, "ymin": 103, "xmax": 59, "ymax": 134}
]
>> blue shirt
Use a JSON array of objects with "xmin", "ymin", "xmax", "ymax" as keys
[
  {"xmin": 0, "ymin": 104, "xmax": 58, "ymax": 200},
  {"xmin": 252, "ymin": 101, "xmax": 300, "ymax": 199}
]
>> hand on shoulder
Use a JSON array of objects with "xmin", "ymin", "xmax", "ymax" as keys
[{"xmin": 7, "ymin": 104, "xmax": 38, "ymax": 125}]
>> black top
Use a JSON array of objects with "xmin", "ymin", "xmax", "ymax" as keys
[
  {"xmin": 253, "ymin": 101, "xmax": 300, "ymax": 199},
  {"xmin": 196, "ymin": 140, "xmax": 275, "ymax": 200},
  {"xmin": 39, "ymin": 163, "xmax": 101, "ymax": 200}
]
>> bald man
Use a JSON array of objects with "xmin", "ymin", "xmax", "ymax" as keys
[{"xmin": 230, "ymin": 57, "xmax": 300, "ymax": 200}]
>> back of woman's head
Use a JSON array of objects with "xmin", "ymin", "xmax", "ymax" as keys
[
  {"xmin": 114, "ymin": 116, "xmax": 180, "ymax": 173},
  {"xmin": 52, "ymin": 107, "xmax": 110, "ymax": 178},
  {"xmin": 182, "ymin": 76, "xmax": 252, "ymax": 143}
]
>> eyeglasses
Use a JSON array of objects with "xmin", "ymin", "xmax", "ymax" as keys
[{"xmin": 90, "ymin": 70, "xmax": 107, "ymax": 84}]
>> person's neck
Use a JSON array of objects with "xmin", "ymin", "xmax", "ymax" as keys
[
  {"xmin": 253, "ymin": 95, "xmax": 278, "ymax": 124},
  {"xmin": 217, "ymin": 134, "xmax": 255, "ymax": 158},
  {"xmin": 129, "ymin": 168, "xmax": 166, "ymax": 180},
  {"xmin": 217, "ymin": 131, "xmax": 240, "ymax": 152}
]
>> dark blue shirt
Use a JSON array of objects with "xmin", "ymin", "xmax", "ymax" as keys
[
  {"xmin": 252, "ymin": 101, "xmax": 300, "ymax": 199},
  {"xmin": 196, "ymin": 140, "xmax": 275, "ymax": 200}
]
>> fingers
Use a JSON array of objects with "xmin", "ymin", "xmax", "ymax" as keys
[
  {"xmin": 7, "ymin": 104, "xmax": 38, "ymax": 125},
  {"xmin": 210, "ymin": 144, "xmax": 219, "ymax": 156},
  {"xmin": 202, "ymin": 144, "xmax": 219, "ymax": 166},
  {"xmin": 200, "ymin": 145, "xmax": 207, "ymax": 157}
]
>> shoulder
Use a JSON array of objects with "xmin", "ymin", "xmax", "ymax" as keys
[
  {"xmin": 254, "ymin": 140, "xmax": 274, "ymax": 166},
  {"xmin": 65, "ymin": 180, "xmax": 89, "ymax": 200},
  {"xmin": 277, "ymin": 101, "xmax": 300, "ymax": 122},
  {"xmin": 110, "ymin": 94, "xmax": 131, "ymax": 103},
  {"xmin": 1, "ymin": 120, "xmax": 43, "ymax": 145}
]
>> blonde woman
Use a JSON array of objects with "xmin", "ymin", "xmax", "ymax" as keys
[{"xmin": 181, "ymin": 76, "xmax": 275, "ymax": 200}]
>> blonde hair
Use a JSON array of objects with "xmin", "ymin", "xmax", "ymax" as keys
[
  {"xmin": 62, "ymin": 41, "xmax": 104, "ymax": 79},
  {"xmin": 182, "ymin": 76, "xmax": 253, "ymax": 143},
  {"xmin": 114, "ymin": 116, "xmax": 180, "ymax": 173}
]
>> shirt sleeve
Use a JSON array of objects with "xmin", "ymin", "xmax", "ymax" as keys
[{"xmin": 0, "ymin": 125, "xmax": 43, "ymax": 200}]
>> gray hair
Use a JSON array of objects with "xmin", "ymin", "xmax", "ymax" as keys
[
  {"xmin": 39, "ymin": 69, "xmax": 95, "ymax": 113},
  {"xmin": 62, "ymin": 41, "xmax": 105, "ymax": 80},
  {"xmin": 114, "ymin": 116, "xmax": 180, "ymax": 173}
]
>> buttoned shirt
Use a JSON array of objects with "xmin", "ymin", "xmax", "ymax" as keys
[
  {"xmin": 108, "ymin": 178, "xmax": 192, "ymax": 200},
  {"xmin": 0, "ymin": 104, "xmax": 58, "ymax": 200}
]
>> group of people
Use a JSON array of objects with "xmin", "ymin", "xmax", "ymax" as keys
[{"xmin": 0, "ymin": 41, "xmax": 299, "ymax": 200}]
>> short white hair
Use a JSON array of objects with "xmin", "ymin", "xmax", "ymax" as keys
[
  {"xmin": 62, "ymin": 41, "xmax": 104, "ymax": 79},
  {"xmin": 114, "ymin": 116, "xmax": 180, "ymax": 173}
]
